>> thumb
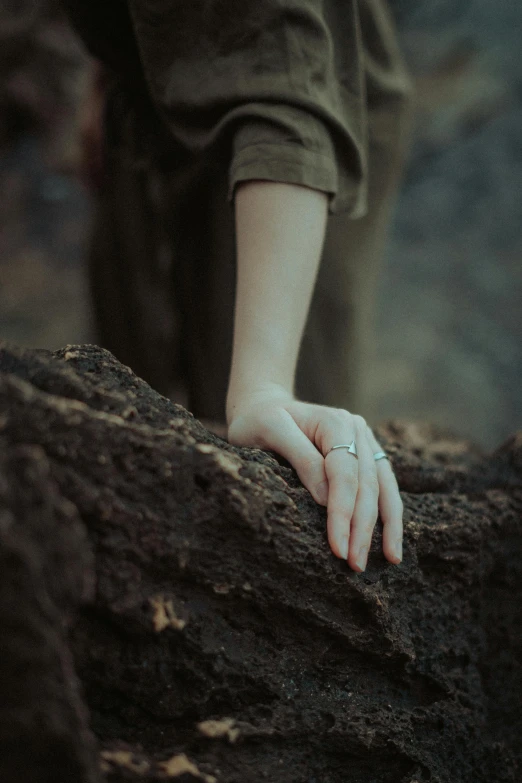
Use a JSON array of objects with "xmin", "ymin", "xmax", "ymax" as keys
[{"xmin": 246, "ymin": 408, "xmax": 329, "ymax": 506}]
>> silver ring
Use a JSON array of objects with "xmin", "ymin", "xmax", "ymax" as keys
[
  {"xmin": 326, "ymin": 440, "xmax": 358, "ymax": 459},
  {"xmin": 373, "ymin": 451, "xmax": 389, "ymax": 461}
]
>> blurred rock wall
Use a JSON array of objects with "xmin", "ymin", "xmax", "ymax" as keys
[{"xmin": 369, "ymin": 0, "xmax": 522, "ymax": 447}]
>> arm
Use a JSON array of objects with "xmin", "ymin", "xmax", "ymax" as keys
[
  {"xmin": 226, "ymin": 179, "xmax": 403, "ymax": 572},
  {"xmin": 226, "ymin": 180, "xmax": 328, "ymax": 420}
]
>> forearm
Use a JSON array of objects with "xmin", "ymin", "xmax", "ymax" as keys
[{"xmin": 226, "ymin": 180, "xmax": 328, "ymax": 424}]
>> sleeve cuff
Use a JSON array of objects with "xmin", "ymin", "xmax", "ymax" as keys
[
  {"xmin": 228, "ymin": 140, "xmax": 335, "ymax": 201},
  {"xmin": 226, "ymin": 109, "xmax": 365, "ymax": 216},
  {"xmin": 228, "ymin": 141, "xmax": 363, "ymax": 215},
  {"xmin": 228, "ymin": 142, "xmax": 360, "ymax": 217}
]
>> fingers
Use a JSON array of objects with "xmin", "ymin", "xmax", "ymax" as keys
[
  {"xmin": 346, "ymin": 419, "xmax": 379, "ymax": 572},
  {"xmin": 365, "ymin": 426, "xmax": 403, "ymax": 565},
  {"xmin": 228, "ymin": 395, "xmax": 403, "ymax": 571},
  {"xmin": 319, "ymin": 412, "xmax": 403, "ymax": 571},
  {"xmin": 321, "ymin": 412, "xmax": 360, "ymax": 560},
  {"xmin": 254, "ymin": 408, "xmax": 328, "ymax": 505}
]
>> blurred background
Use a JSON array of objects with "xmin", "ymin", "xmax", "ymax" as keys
[{"xmin": 0, "ymin": 0, "xmax": 520, "ymax": 450}]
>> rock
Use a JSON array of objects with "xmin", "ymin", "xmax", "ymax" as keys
[{"xmin": 0, "ymin": 341, "xmax": 521, "ymax": 782}]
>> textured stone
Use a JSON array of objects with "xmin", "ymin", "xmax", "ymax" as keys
[{"xmin": 0, "ymin": 341, "xmax": 521, "ymax": 782}]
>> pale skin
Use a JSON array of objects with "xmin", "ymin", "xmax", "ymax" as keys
[{"xmin": 226, "ymin": 180, "xmax": 403, "ymax": 572}]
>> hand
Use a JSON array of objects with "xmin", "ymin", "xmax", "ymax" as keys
[{"xmin": 227, "ymin": 384, "xmax": 403, "ymax": 572}]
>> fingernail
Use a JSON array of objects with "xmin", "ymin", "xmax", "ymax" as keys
[
  {"xmin": 356, "ymin": 546, "xmax": 368, "ymax": 572},
  {"xmin": 339, "ymin": 536, "xmax": 349, "ymax": 560},
  {"xmin": 395, "ymin": 539, "xmax": 403, "ymax": 562}
]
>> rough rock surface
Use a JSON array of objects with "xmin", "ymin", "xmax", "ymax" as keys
[{"xmin": 0, "ymin": 341, "xmax": 521, "ymax": 783}]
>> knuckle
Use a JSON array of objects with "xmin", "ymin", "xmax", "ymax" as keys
[
  {"xmin": 344, "ymin": 472, "xmax": 359, "ymax": 490},
  {"xmin": 332, "ymin": 408, "xmax": 353, "ymax": 424},
  {"xmin": 361, "ymin": 515, "xmax": 378, "ymax": 535},
  {"xmin": 366, "ymin": 425, "xmax": 377, "ymax": 442},
  {"xmin": 353, "ymin": 414, "xmax": 367, "ymax": 429},
  {"xmin": 299, "ymin": 454, "xmax": 322, "ymax": 475},
  {"xmin": 386, "ymin": 470, "xmax": 401, "ymax": 492},
  {"xmin": 360, "ymin": 472, "xmax": 379, "ymax": 494},
  {"xmin": 351, "ymin": 518, "xmax": 375, "ymax": 545},
  {"xmin": 329, "ymin": 505, "xmax": 351, "ymax": 522},
  {"xmin": 257, "ymin": 408, "xmax": 283, "ymax": 433}
]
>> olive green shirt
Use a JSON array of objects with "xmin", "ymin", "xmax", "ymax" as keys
[{"xmin": 64, "ymin": 0, "xmax": 411, "ymax": 216}]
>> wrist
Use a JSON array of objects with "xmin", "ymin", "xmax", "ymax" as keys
[
  {"xmin": 226, "ymin": 347, "xmax": 295, "ymax": 424},
  {"xmin": 226, "ymin": 380, "xmax": 294, "ymax": 426}
]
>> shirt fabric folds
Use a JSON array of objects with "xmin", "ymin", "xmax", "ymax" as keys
[{"xmin": 64, "ymin": 0, "xmax": 411, "ymax": 216}]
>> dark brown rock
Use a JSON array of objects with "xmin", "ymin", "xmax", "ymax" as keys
[{"xmin": 0, "ymin": 341, "xmax": 520, "ymax": 783}]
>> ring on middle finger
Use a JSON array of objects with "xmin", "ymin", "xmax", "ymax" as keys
[{"xmin": 325, "ymin": 440, "xmax": 358, "ymax": 459}]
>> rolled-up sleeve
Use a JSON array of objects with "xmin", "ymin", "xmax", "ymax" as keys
[
  {"xmin": 127, "ymin": 0, "xmax": 369, "ymax": 216},
  {"xmin": 227, "ymin": 106, "xmax": 338, "ymax": 207}
]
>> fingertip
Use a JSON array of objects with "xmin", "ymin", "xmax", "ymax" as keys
[
  {"xmin": 328, "ymin": 532, "xmax": 348, "ymax": 560},
  {"xmin": 347, "ymin": 550, "xmax": 365, "ymax": 573},
  {"xmin": 348, "ymin": 539, "xmax": 366, "ymax": 574},
  {"xmin": 383, "ymin": 537, "xmax": 402, "ymax": 565}
]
